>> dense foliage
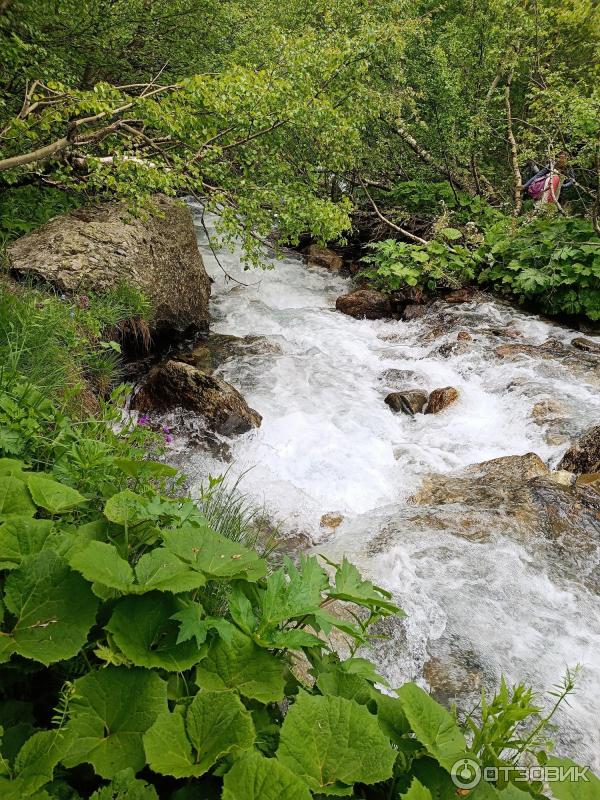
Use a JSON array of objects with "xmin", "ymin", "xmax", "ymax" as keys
[{"xmin": 0, "ymin": 361, "xmax": 597, "ymax": 799}]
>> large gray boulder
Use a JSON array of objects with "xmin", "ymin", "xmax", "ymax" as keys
[{"xmin": 7, "ymin": 195, "xmax": 211, "ymax": 335}]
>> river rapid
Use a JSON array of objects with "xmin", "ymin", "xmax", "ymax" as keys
[{"xmin": 178, "ymin": 206, "xmax": 600, "ymax": 769}]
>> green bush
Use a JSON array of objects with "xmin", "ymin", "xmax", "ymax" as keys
[
  {"xmin": 384, "ymin": 181, "xmax": 503, "ymax": 229},
  {"xmin": 0, "ymin": 371, "xmax": 595, "ymax": 798},
  {"xmin": 0, "ymin": 186, "xmax": 83, "ymax": 249},
  {"xmin": 479, "ymin": 215, "xmax": 600, "ymax": 320}
]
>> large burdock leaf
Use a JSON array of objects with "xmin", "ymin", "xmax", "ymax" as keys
[
  {"xmin": 143, "ymin": 690, "xmax": 254, "ymax": 778},
  {"xmin": 195, "ymin": 627, "xmax": 285, "ymax": 703},
  {"xmin": 401, "ymin": 778, "xmax": 433, "ymax": 799},
  {"xmin": 106, "ymin": 593, "xmax": 206, "ymax": 670},
  {"xmin": 0, "ymin": 517, "xmax": 55, "ymax": 569},
  {"xmin": 397, "ymin": 683, "xmax": 468, "ymax": 771},
  {"xmin": 222, "ymin": 751, "xmax": 311, "ymax": 800},
  {"xmin": 70, "ymin": 541, "xmax": 207, "ymax": 595},
  {"xmin": 545, "ymin": 757, "xmax": 600, "ymax": 800},
  {"xmin": 0, "ymin": 476, "xmax": 36, "ymax": 519},
  {"xmin": 63, "ymin": 667, "xmax": 168, "ymax": 779},
  {"xmin": 161, "ymin": 525, "xmax": 266, "ymax": 582},
  {"xmin": 0, "ymin": 730, "xmax": 71, "ymax": 799},
  {"xmin": 1, "ymin": 551, "xmax": 98, "ymax": 664},
  {"xmin": 26, "ymin": 474, "xmax": 86, "ymax": 514},
  {"xmin": 277, "ymin": 693, "xmax": 396, "ymax": 795}
]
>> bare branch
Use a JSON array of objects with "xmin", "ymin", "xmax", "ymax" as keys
[
  {"xmin": 504, "ymin": 77, "xmax": 523, "ymax": 216},
  {"xmin": 358, "ymin": 175, "xmax": 428, "ymax": 245}
]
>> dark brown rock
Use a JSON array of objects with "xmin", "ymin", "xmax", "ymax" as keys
[
  {"xmin": 558, "ymin": 425, "xmax": 600, "ymax": 474},
  {"xmin": 444, "ymin": 287, "xmax": 475, "ymax": 303},
  {"xmin": 402, "ymin": 303, "xmax": 426, "ymax": 321},
  {"xmin": 131, "ymin": 360, "xmax": 262, "ymax": 436},
  {"xmin": 425, "ymin": 386, "xmax": 459, "ymax": 414},
  {"xmin": 385, "ymin": 390, "xmax": 428, "ymax": 415},
  {"xmin": 304, "ymin": 244, "xmax": 343, "ymax": 272},
  {"xmin": 572, "ymin": 337, "xmax": 600, "ymax": 354},
  {"xmin": 335, "ymin": 289, "xmax": 393, "ymax": 320},
  {"xmin": 7, "ymin": 196, "xmax": 211, "ymax": 335}
]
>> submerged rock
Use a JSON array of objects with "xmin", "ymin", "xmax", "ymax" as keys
[
  {"xmin": 402, "ymin": 303, "xmax": 427, "ymax": 321},
  {"xmin": 335, "ymin": 289, "xmax": 393, "ymax": 320},
  {"xmin": 572, "ymin": 337, "xmax": 600, "ymax": 354},
  {"xmin": 304, "ymin": 244, "xmax": 344, "ymax": 272},
  {"xmin": 131, "ymin": 359, "xmax": 262, "ymax": 436},
  {"xmin": 320, "ymin": 513, "xmax": 344, "ymax": 529},
  {"xmin": 558, "ymin": 425, "xmax": 600, "ymax": 474},
  {"xmin": 177, "ymin": 334, "xmax": 281, "ymax": 373},
  {"xmin": 457, "ymin": 330, "xmax": 472, "ymax": 341},
  {"xmin": 7, "ymin": 195, "xmax": 211, "ymax": 335},
  {"xmin": 444, "ymin": 287, "xmax": 476, "ymax": 303},
  {"xmin": 425, "ymin": 386, "xmax": 459, "ymax": 414},
  {"xmin": 385, "ymin": 390, "xmax": 428, "ymax": 415}
]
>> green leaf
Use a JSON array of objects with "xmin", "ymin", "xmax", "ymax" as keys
[
  {"xmin": 0, "ymin": 459, "xmax": 27, "ymax": 478},
  {"xmin": 90, "ymin": 768, "xmax": 159, "ymax": 799},
  {"xmin": 143, "ymin": 690, "xmax": 254, "ymax": 778},
  {"xmin": 26, "ymin": 474, "xmax": 86, "ymax": 514},
  {"xmin": 396, "ymin": 683, "xmax": 468, "ymax": 771},
  {"xmin": 373, "ymin": 691, "xmax": 411, "ymax": 744},
  {"xmin": 103, "ymin": 490, "xmax": 150, "ymax": 526},
  {"xmin": 0, "ymin": 730, "xmax": 70, "ymax": 800},
  {"xmin": 222, "ymin": 752, "xmax": 312, "ymax": 800},
  {"xmin": 106, "ymin": 593, "xmax": 207, "ymax": 670},
  {"xmin": 441, "ymin": 227, "xmax": 462, "ymax": 240},
  {"xmin": 0, "ymin": 477, "xmax": 36, "ymax": 520},
  {"xmin": 0, "ymin": 517, "xmax": 55, "ymax": 569},
  {"xmin": 276, "ymin": 693, "xmax": 396, "ymax": 794},
  {"xmin": 316, "ymin": 669, "xmax": 373, "ymax": 705},
  {"xmin": 401, "ymin": 778, "xmax": 433, "ymax": 799},
  {"xmin": 134, "ymin": 548, "xmax": 207, "ymax": 593},
  {"xmin": 70, "ymin": 542, "xmax": 134, "ymax": 592},
  {"xmin": 161, "ymin": 524, "xmax": 266, "ymax": 582},
  {"xmin": 325, "ymin": 557, "xmax": 400, "ymax": 614},
  {"xmin": 63, "ymin": 667, "xmax": 168, "ymax": 779},
  {"xmin": 2, "ymin": 552, "xmax": 98, "ymax": 665},
  {"xmin": 195, "ymin": 626, "xmax": 285, "ymax": 703},
  {"xmin": 545, "ymin": 757, "xmax": 600, "ymax": 800}
]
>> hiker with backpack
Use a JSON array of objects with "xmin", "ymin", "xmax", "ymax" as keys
[{"xmin": 522, "ymin": 151, "xmax": 574, "ymax": 206}]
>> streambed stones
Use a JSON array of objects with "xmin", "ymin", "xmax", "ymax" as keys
[
  {"xmin": 424, "ymin": 386, "xmax": 459, "ymax": 414},
  {"xmin": 385, "ymin": 390, "xmax": 428, "ymax": 415}
]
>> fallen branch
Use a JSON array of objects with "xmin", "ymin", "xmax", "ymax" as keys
[{"xmin": 358, "ymin": 175, "xmax": 427, "ymax": 245}]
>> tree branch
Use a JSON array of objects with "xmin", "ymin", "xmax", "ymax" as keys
[
  {"xmin": 358, "ymin": 175, "xmax": 427, "ymax": 244},
  {"xmin": 504, "ymin": 77, "xmax": 523, "ymax": 216}
]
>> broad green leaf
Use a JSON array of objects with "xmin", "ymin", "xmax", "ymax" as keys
[
  {"xmin": 0, "ymin": 460, "xmax": 27, "ymax": 478},
  {"xmin": 90, "ymin": 767, "xmax": 159, "ymax": 799},
  {"xmin": 0, "ymin": 730, "xmax": 70, "ymax": 800},
  {"xmin": 0, "ymin": 517, "xmax": 55, "ymax": 569},
  {"xmin": 222, "ymin": 751, "xmax": 312, "ymax": 800},
  {"xmin": 316, "ymin": 669, "xmax": 373, "ymax": 705},
  {"xmin": 195, "ymin": 627, "xmax": 285, "ymax": 703},
  {"xmin": 63, "ymin": 667, "xmax": 168, "ymax": 779},
  {"xmin": 103, "ymin": 490, "xmax": 150, "ymax": 526},
  {"xmin": 70, "ymin": 542, "xmax": 134, "ymax": 592},
  {"xmin": 143, "ymin": 690, "xmax": 254, "ymax": 778},
  {"xmin": 277, "ymin": 693, "xmax": 396, "ymax": 794},
  {"xmin": 441, "ymin": 227, "xmax": 462, "ymax": 240},
  {"xmin": 0, "ymin": 477, "xmax": 36, "ymax": 520},
  {"xmin": 373, "ymin": 691, "xmax": 410, "ymax": 744},
  {"xmin": 545, "ymin": 757, "xmax": 600, "ymax": 800},
  {"xmin": 412, "ymin": 758, "xmax": 458, "ymax": 799},
  {"xmin": 106, "ymin": 593, "xmax": 207, "ymax": 670},
  {"xmin": 161, "ymin": 525, "xmax": 266, "ymax": 582},
  {"xmin": 401, "ymin": 777, "xmax": 433, "ymax": 799},
  {"xmin": 70, "ymin": 542, "xmax": 206, "ymax": 595},
  {"xmin": 397, "ymin": 683, "xmax": 468, "ymax": 771},
  {"xmin": 170, "ymin": 604, "xmax": 233, "ymax": 648},
  {"xmin": 2, "ymin": 551, "xmax": 98, "ymax": 665},
  {"xmin": 26, "ymin": 475, "xmax": 86, "ymax": 514}
]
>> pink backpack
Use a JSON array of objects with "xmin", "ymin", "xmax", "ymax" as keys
[{"xmin": 527, "ymin": 174, "xmax": 547, "ymax": 199}]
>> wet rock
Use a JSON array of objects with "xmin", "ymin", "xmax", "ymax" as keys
[
  {"xmin": 457, "ymin": 331, "xmax": 472, "ymax": 341},
  {"xmin": 546, "ymin": 470, "xmax": 576, "ymax": 487},
  {"xmin": 131, "ymin": 359, "xmax": 262, "ymax": 436},
  {"xmin": 444, "ymin": 287, "xmax": 475, "ymax": 303},
  {"xmin": 394, "ymin": 286, "xmax": 428, "ymax": 305},
  {"xmin": 469, "ymin": 453, "xmax": 549, "ymax": 481},
  {"xmin": 530, "ymin": 398, "xmax": 569, "ymax": 424},
  {"xmin": 435, "ymin": 341, "xmax": 470, "ymax": 358},
  {"xmin": 378, "ymin": 369, "xmax": 419, "ymax": 386},
  {"xmin": 558, "ymin": 425, "xmax": 600, "ymax": 474},
  {"xmin": 424, "ymin": 654, "xmax": 483, "ymax": 705},
  {"xmin": 576, "ymin": 473, "xmax": 600, "ymax": 490},
  {"xmin": 402, "ymin": 303, "xmax": 426, "ymax": 321},
  {"xmin": 304, "ymin": 244, "xmax": 343, "ymax": 272},
  {"xmin": 178, "ymin": 333, "xmax": 281, "ymax": 373},
  {"xmin": 320, "ymin": 513, "xmax": 344, "ymax": 529},
  {"xmin": 335, "ymin": 289, "xmax": 393, "ymax": 320},
  {"xmin": 425, "ymin": 386, "xmax": 459, "ymax": 414},
  {"xmin": 572, "ymin": 337, "xmax": 600, "ymax": 354},
  {"xmin": 385, "ymin": 390, "xmax": 428, "ymax": 415},
  {"xmin": 7, "ymin": 195, "xmax": 211, "ymax": 335}
]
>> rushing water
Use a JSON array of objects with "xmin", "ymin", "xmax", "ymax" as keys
[{"xmin": 179, "ymin": 206, "xmax": 600, "ymax": 768}]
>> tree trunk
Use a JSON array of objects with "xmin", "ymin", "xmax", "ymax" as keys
[{"xmin": 504, "ymin": 80, "xmax": 523, "ymax": 216}]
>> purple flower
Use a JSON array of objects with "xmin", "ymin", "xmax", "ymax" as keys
[
  {"xmin": 162, "ymin": 425, "xmax": 172, "ymax": 434},
  {"xmin": 138, "ymin": 414, "xmax": 150, "ymax": 426},
  {"xmin": 164, "ymin": 433, "xmax": 174, "ymax": 445}
]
